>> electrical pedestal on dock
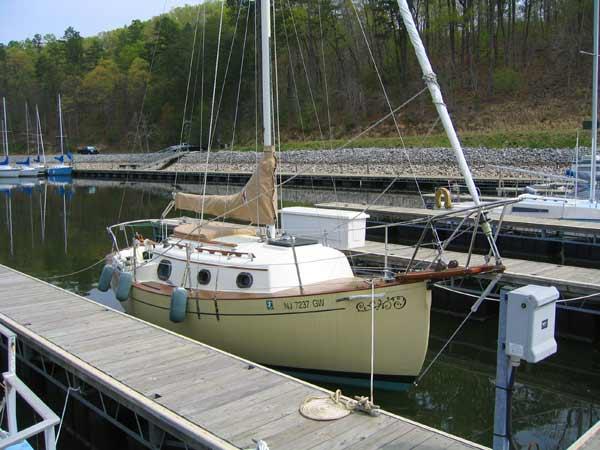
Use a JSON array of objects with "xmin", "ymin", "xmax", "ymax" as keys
[{"xmin": 493, "ymin": 285, "xmax": 559, "ymax": 450}]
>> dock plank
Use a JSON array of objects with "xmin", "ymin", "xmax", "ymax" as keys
[{"xmin": 0, "ymin": 264, "xmax": 488, "ymax": 450}]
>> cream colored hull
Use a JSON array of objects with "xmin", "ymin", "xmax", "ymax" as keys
[{"xmin": 123, "ymin": 281, "xmax": 431, "ymax": 380}]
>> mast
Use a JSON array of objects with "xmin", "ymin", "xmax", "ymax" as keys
[
  {"xmin": 58, "ymin": 93, "xmax": 65, "ymax": 157},
  {"xmin": 261, "ymin": 0, "xmax": 273, "ymax": 149},
  {"xmin": 36, "ymin": 106, "xmax": 46, "ymax": 164},
  {"xmin": 395, "ymin": 0, "xmax": 500, "ymax": 260},
  {"xmin": 25, "ymin": 102, "xmax": 30, "ymax": 155},
  {"xmin": 395, "ymin": 0, "xmax": 478, "ymax": 204},
  {"xmin": 590, "ymin": 0, "xmax": 599, "ymax": 204},
  {"xmin": 2, "ymin": 97, "xmax": 8, "ymax": 157}
]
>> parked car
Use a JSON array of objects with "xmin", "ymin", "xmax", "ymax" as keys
[{"xmin": 78, "ymin": 146, "xmax": 99, "ymax": 155}]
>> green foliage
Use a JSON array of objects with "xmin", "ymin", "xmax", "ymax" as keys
[
  {"xmin": 0, "ymin": 0, "xmax": 590, "ymax": 153},
  {"xmin": 493, "ymin": 68, "xmax": 522, "ymax": 95}
]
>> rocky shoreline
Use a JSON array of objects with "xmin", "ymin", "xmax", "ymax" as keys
[{"xmin": 69, "ymin": 147, "xmax": 578, "ymax": 178}]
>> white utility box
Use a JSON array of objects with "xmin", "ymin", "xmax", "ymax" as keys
[
  {"xmin": 505, "ymin": 285, "xmax": 558, "ymax": 363},
  {"xmin": 280, "ymin": 207, "xmax": 369, "ymax": 250}
]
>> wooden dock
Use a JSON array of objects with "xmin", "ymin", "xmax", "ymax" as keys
[
  {"xmin": 569, "ymin": 420, "xmax": 600, "ymax": 449},
  {"xmin": 0, "ymin": 264, "xmax": 487, "ymax": 450},
  {"xmin": 73, "ymin": 168, "xmax": 536, "ymax": 195},
  {"xmin": 348, "ymin": 241, "xmax": 600, "ymax": 296},
  {"xmin": 316, "ymin": 202, "xmax": 600, "ymax": 237}
]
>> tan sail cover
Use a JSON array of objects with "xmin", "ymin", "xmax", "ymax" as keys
[{"xmin": 175, "ymin": 148, "xmax": 277, "ymax": 225}]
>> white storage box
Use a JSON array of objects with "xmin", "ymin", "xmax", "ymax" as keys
[{"xmin": 280, "ymin": 207, "xmax": 369, "ymax": 250}]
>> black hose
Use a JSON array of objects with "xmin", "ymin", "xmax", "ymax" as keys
[{"xmin": 507, "ymin": 365, "xmax": 517, "ymax": 449}]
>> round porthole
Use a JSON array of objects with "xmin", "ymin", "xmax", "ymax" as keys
[
  {"xmin": 197, "ymin": 269, "xmax": 211, "ymax": 285},
  {"xmin": 236, "ymin": 272, "xmax": 253, "ymax": 289},
  {"xmin": 157, "ymin": 259, "xmax": 172, "ymax": 281}
]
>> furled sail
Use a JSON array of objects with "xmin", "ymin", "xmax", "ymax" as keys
[{"xmin": 174, "ymin": 147, "xmax": 277, "ymax": 225}]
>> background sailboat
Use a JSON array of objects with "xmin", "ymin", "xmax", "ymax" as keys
[
  {"xmin": 18, "ymin": 102, "xmax": 43, "ymax": 177},
  {"xmin": 46, "ymin": 94, "xmax": 72, "ymax": 177},
  {"xmin": 0, "ymin": 98, "xmax": 21, "ymax": 178}
]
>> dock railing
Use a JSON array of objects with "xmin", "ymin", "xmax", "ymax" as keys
[{"xmin": 0, "ymin": 323, "xmax": 60, "ymax": 450}]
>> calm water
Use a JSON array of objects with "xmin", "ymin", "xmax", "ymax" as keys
[{"xmin": 0, "ymin": 177, "xmax": 598, "ymax": 449}]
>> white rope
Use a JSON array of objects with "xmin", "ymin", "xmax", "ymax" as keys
[
  {"xmin": 45, "ymin": 257, "xmax": 106, "ymax": 280},
  {"xmin": 55, "ymin": 386, "xmax": 80, "ymax": 444},
  {"xmin": 200, "ymin": 0, "xmax": 226, "ymax": 222}
]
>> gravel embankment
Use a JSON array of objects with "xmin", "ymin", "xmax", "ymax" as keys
[{"xmin": 71, "ymin": 147, "xmax": 578, "ymax": 178}]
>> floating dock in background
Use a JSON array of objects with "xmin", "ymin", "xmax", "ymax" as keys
[
  {"xmin": 0, "ymin": 264, "xmax": 487, "ymax": 450},
  {"xmin": 347, "ymin": 240, "xmax": 600, "ymax": 297},
  {"xmin": 315, "ymin": 202, "xmax": 600, "ymax": 239},
  {"xmin": 73, "ymin": 168, "xmax": 537, "ymax": 195}
]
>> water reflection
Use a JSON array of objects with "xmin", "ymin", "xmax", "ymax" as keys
[{"xmin": 0, "ymin": 178, "xmax": 597, "ymax": 449}]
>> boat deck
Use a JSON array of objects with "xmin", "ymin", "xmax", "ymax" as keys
[
  {"xmin": 0, "ymin": 264, "xmax": 486, "ymax": 450},
  {"xmin": 348, "ymin": 241, "xmax": 600, "ymax": 296}
]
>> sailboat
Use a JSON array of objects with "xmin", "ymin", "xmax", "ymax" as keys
[
  {"xmin": 0, "ymin": 98, "xmax": 22, "ymax": 178},
  {"xmin": 18, "ymin": 103, "xmax": 44, "ymax": 177},
  {"xmin": 46, "ymin": 94, "xmax": 72, "ymax": 177},
  {"xmin": 100, "ymin": 0, "xmax": 505, "ymax": 384}
]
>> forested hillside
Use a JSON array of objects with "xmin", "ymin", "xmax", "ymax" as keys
[{"xmin": 0, "ymin": 0, "xmax": 594, "ymax": 152}]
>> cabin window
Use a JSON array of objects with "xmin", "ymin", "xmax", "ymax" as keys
[
  {"xmin": 236, "ymin": 272, "xmax": 253, "ymax": 289},
  {"xmin": 157, "ymin": 260, "xmax": 172, "ymax": 281},
  {"xmin": 197, "ymin": 269, "xmax": 211, "ymax": 285}
]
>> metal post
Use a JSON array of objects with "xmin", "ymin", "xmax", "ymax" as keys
[
  {"xmin": 45, "ymin": 426, "xmax": 57, "ymax": 450},
  {"xmin": 384, "ymin": 225, "xmax": 389, "ymax": 272},
  {"xmin": 291, "ymin": 237, "xmax": 304, "ymax": 294},
  {"xmin": 493, "ymin": 289, "xmax": 511, "ymax": 450},
  {"xmin": 591, "ymin": 0, "xmax": 599, "ymax": 204}
]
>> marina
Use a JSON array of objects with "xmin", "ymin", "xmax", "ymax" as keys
[{"xmin": 1, "ymin": 0, "xmax": 600, "ymax": 446}]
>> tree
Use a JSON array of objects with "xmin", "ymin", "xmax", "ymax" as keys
[{"xmin": 63, "ymin": 27, "xmax": 84, "ymax": 70}]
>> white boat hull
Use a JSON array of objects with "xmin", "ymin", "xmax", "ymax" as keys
[
  {"xmin": 0, "ymin": 166, "xmax": 21, "ymax": 178},
  {"xmin": 18, "ymin": 166, "xmax": 43, "ymax": 177}
]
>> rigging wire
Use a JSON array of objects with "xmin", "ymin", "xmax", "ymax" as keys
[
  {"xmin": 284, "ymin": 0, "xmax": 324, "ymax": 139},
  {"xmin": 272, "ymin": 0, "xmax": 285, "ymax": 217},
  {"xmin": 317, "ymin": 0, "xmax": 334, "ymax": 149},
  {"xmin": 118, "ymin": 0, "xmax": 170, "ymax": 223},
  {"xmin": 200, "ymin": 0, "xmax": 226, "ymax": 222},
  {"xmin": 175, "ymin": 2, "xmax": 204, "ymax": 188},
  {"xmin": 210, "ymin": 0, "xmax": 245, "ymax": 143},
  {"xmin": 227, "ymin": 0, "xmax": 253, "ymax": 201}
]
